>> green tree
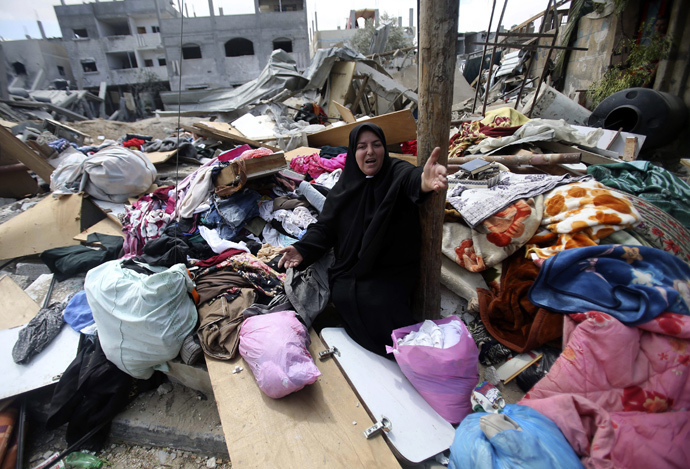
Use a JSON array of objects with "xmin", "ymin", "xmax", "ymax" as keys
[{"xmin": 352, "ymin": 13, "xmax": 414, "ymax": 55}]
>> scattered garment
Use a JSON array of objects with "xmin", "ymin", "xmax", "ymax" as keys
[
  {"xmin": 447, "ymin": 172, "xmax": 586, "ymax": 227},
  {"xmin": 625, "ymin": 192, "xmax": 690, "ymax": 264},
  {"xmin": 477, "ymin": 249, "xmax": 563, "ymax": 353},
  {"xmin": 122, "ymin": 188, "xmax": 174, "ymax": 258},
  {"xmin": 198, "ymin": 225, "xmax": 250, "ymax": 255},
  {"xmin": 526, "ymin": 180, "xmax": 641, "ymax": 259},
  {"xmin": 197, "ymin": 287, "xmax": 255, "ymax": 360},
  {"xmin": 529, "ymin": 245, "xmax": 690, "ymax": 325},
  {"xmin": 442, "ymin": 196, "xmax": 544, "ymax": 272},
  {"xmin": 12, "ymin": 301, "xmax": 66, "ymax": 364},
  {"xmin": 588, "ymin": 160, "xmax": 690, "ymax": 228},
  {"xmin": 289, "ymin": 153, "xmax": 346, "ymax": 179},
  {"xmin": 41, "ymin": 233, "xmax": 123, "ymax": 281},
  {"xmin": 197, "ymin": 252, "xmax": 285, "ymax": 297},
  {"xmin": 62, "ymin": 290, "xmax": 95, "ymax": 333},
  {"xmin": 520, "ymin": 311, "xmax": 690, "ymax": 469}
]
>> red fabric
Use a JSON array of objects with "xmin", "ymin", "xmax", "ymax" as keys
[
  {"xmin": 122, "ymin": 138, "xmax": 146, "ymax": 150},
  {"xmin": 193, "ymin": 248, "xmax": 245, "ymax": 268},
  {"xmin": 401, "ymin": 140, "xmax": 417, "ymax": 156}
]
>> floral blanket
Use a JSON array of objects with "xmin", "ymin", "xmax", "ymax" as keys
[
  {"xmin": 442, "ymin": 196, "xmax": 544, "ymax": 272},
  {"xmin": 526, "ymin": 180, "xmax": 641, "ymax": 259},
  {"xmin": 529, "ymin": 245, "xmax": 690, "ymax": 326},
  {"xmin": 520, "ymin": 311, "xmax": 690, "ymax": 468}
]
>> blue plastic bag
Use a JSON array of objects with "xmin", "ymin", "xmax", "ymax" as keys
[{"xmin": 448, "ymin": 404, "xmax": 583, "ymax": 469}]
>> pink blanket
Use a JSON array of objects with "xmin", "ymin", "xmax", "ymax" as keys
[{"xmin": 520, "ymin": 311, "xmax": 690, "ymax": 468}]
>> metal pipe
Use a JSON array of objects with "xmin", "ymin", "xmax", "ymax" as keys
[
  {"xmin": 471, "ymin": 0, "xmax": 496, "ymax": 114},
  {"xmin": 482, "ymin": 0, "xmax": 509, "ymax": 116}
]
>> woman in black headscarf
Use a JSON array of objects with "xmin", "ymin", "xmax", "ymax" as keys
[{"xmin": 279, "ymin": 123, "xmax": 447, "ymax": 355}]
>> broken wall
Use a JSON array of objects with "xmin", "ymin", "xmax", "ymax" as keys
[
  {"xmin": 2, "ymin": 39, "xmax": 75, "ymax": 90},
  {"xmin": 159, "ymin": 9, "xmax": 309, "ymax": 92},
  {"xmin": 560, "ymin": 1, "xmax": 641, "ymax": 104}
]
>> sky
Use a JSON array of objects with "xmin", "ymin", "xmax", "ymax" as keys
[{"xmin": 0, "ymin": 0, "xmax": 556, "ymax": 42}]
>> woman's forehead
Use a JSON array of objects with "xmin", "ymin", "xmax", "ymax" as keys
[{"xmin": 356, "ymin": 129, "xmax": 381, "ymax": 144}]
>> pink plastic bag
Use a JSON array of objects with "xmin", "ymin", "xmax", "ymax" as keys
[
  {"xmin": 386, "ymin": 316, "xmax": 479, "ymax": 424},
  {"xmin": 239, "ymin": 311, "xmax": 321, "ymax": 399}
]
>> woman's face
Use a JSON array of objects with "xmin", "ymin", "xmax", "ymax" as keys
[{"xmin": 355, "ymin": 129, "xmax": 385, "ymax": 177}]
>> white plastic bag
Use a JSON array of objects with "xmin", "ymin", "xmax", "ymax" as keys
[
  {"xmin": 239, "ymin": 310, "xmax": 321, "ymax": 398},
  {"xmin": 83, "ymin": 145, "xmax": 157, "ymax": 202},
  {"xmin": 85, "ymin": 260, "xmax": 198, "ymax": 379}
]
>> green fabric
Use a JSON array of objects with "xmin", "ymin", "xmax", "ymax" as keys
[{"xmin": 588, "ymin": 160, "xmax": 690, "ymax": 228}]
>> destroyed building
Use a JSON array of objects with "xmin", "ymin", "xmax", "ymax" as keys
[{"xmin": 52, "ymin": 0, "xmax": 311, "ymax": 117}]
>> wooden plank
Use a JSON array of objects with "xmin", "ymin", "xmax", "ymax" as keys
[
  {"xmin": 0, "ymin": 170, "xmax": 38, "ymax": 198},
  {"xmin": 284, "ymin": 146, "xmax": 321, "ymax": 162},
  {"xmin": 308, "ymin": 109, "xmax": 417, "ymax": 148},
  {"xmin": 389, "ymin": 152, "xmax": 419, "ymax": 166},
  {"xmin": 333, "ymin": 101, "xmax": 356, "ymax": 124},
  {"xmin": 145, "ymin": 150, "xmax": 178, "ymax": 165},
  {"xmin": 0, "ymin": 275, "xmax": 40, "ymax": 330},
  {"xmin": 622, "ymin": 136, "xmax": 637, "ymax": 161},
  {"xmin": 681, "ymin": 158, "xmax": 690, "ymax": 169},
  {"xmin": 206, "ymin": 329, "xmax": 400, "ymax": 469},
  {"xmin": 73, "ymin": 215, "xmax": 123, "ymax": 242},
  {"xmin": 185, "ymin": 122, "xmax": 280, "ymax": 153},
  {"xmin": 0, "ymin": 118, "xmax": 16, "ymax": 129},
  {"xmin": 0, "ymin": 193, "xmax": 104, "ymax": 259},
  {"xmin": 327, "ymin": 61, "xmax": 356, "ymax": 120},
  {"xmin": 0, "ymin": 125, "xmax": 54, "ymax": 182},
  {"xmin": 538, "ymin": 140, "xmax": 619, "ymax": 166}
]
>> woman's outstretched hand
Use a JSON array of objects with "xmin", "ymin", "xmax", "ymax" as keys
[
  {"xmin": 421, "ymin": 146, "xmax": 448, "ymax": 193},
  {"xmin": 278, "ymin": 245, "xmax": 304, "ymax": 270}
]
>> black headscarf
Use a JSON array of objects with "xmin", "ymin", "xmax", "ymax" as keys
[{"xmin": 295, "ymin": 122, "xmax": 424, "ymax": 280}]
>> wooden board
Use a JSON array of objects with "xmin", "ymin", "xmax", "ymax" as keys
[
  {"xmin": 73, "ymin": 215, "xmax": 123, "ymax": 242},
  {"xmin": 206, "ymin": 329, "xmax": 400, "ymax": 469},
  {"xmin": 0, "ymin": 193, "xmax": 105, "ymax": 260},
  {"xmin": 0, "ymin": 275, "xmax": 40, "ymax": 330},
  {"xmin": 0, "ymin": 124, "xmax": 54, "ymax": 182},
  {"xmin": 538, "ymin": 140, "xmax": 619, "ymax": 166},
  {"xmin": 308, "ymin": 109, "xmax": 417, "ymax": 148},
  {"xmin": 0, "ymin": 170, "xmax": 38, "ymax": 198},
  {"xmin": 187, "ymin": 122, "xmax": 280, "ymax": 152},
  {"xmin": 284, "ymin": 146, "xmax": 322, "ymax": 162},
  {"xmin": 389, "ymin": 152, "xmax": 419, "ymax": 166},
  {"xmin": 333, "ymin": 101, "xmax": 356, "ymax": 124},
  {"xmin": 0, "ymin": 119, "xmax": 16, "ymax": 129},
  {"xmin": 328, "ymin": 61, "xmax": 356, "ymax": 120},
  {"xmin": 320, "ymin": 328, "xmax": 455, "ymax": 464},
  {"xmin": 145, "ymin": 150, "xmax": 178, "ymax": 165}
]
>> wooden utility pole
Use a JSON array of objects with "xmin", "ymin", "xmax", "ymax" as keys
[{"xmin": 414, "ymin": 0, "xmax": 459, "ymax": 320}]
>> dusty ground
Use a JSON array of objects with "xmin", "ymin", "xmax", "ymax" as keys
[
  {"xmin": 65, "ymin": 116, "xmax": 202, "ymax": 143},
  {"xmin": 26, "ymin": 428, "xmax": 232, "ymax": 469}
]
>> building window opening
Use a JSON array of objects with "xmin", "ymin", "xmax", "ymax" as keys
[
  {"xmin": 12, "ymin": 62, "xmax": 27, "ymax": 75},
  {"xmin": 225, "ymin": 38, "xmax": 254, "ymax": 57},
  {"xmin": 81, "ymin": 60, "xmax": 98, "ymax": 73},
  {"xmin": 272, "ymin": 38, "xmax": 292, "ymax": 53},
  {"xmin": 182, "ymin": 44, "xmax": 202, "ymax": 59},
  {"xmin": 57, "ymin": 65, "xmax": 65, "ymax": 76},
  {"xmin": 158, "ymin": 57, "xmax": 167, "ymax": 66},
  {"xmin": 144, "ymin": 59, "xmax": 154, "ymax": 67},
  {"xmin": 73, "ymin": 28, "xmax": 88, "ymax": 39},
  {"xmin": 152, "ymin": 26, "xmax": 160, "ymax": 33},
  {"xmin": 137, "ymin": 26, "xmax": 147, "ymax": 34}
]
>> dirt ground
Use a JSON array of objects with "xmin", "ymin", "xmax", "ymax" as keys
[{"xmin": 66, "ymin": 116, "xmax": 202, "ymax": 143}]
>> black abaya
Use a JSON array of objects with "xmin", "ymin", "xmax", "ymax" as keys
[{"xmin": 292, "ymin": 123, "xmax": 427, "ymax": 355}]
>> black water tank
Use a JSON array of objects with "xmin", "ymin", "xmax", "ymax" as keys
[{"xmin": 588, "ymin": 87, "xmax": 688, "ymax": 149}]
